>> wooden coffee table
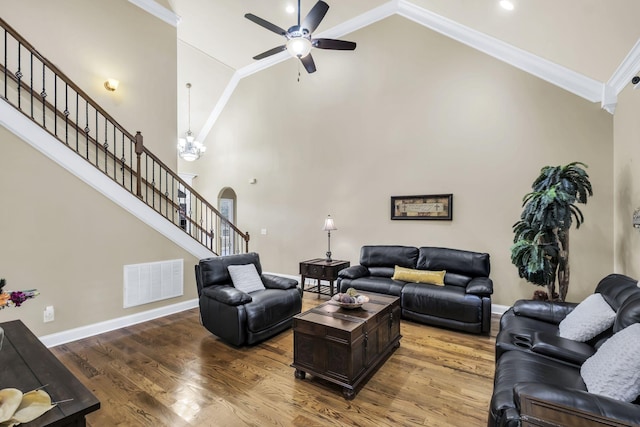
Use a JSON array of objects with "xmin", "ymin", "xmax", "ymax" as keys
[{"xmin": 291, "ymin": 292, "xmax": 401, "ymax": 399}]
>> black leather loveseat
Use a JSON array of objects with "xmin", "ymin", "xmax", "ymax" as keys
[
  {"xmin": 337, "ymin": 245, "xmax": 493, "ymax": 334},
  {"xmin": 195, "ymin": 253, "xmax": 302, "ymax": 346},
  {"xmin": 489, "ymin": 273, "xmax": 640, "ymax": 427}
]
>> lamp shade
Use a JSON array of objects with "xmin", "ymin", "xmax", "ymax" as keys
[{"xmin": 323, "ymin": 216, "xmax": 337, "ymax": 231}]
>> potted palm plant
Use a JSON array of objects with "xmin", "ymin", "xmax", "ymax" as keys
[{"xmin": 511, "ymin": 162, "xmax": 593, "ymax": 301}]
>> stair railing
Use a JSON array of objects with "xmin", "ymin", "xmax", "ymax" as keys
[{"xmin": 0, "ymin": 17, "xmax": 249, "ymax": 255}]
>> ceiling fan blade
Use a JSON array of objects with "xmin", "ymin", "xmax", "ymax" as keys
[
  {"xmin": 300, "ymin": 53, "xmax": 317, "ymax": 74},
  {"xmin": 302, "ymin": 1, "xmax": 329, "ymax": 33},
  {"xmin": 313, "ymin": 38, "xmax": 356, "ymax": 51},
  {"xmin": 253, "ymin": 45, "xmax": 287, "ymax": 60},
  {"xmin": 244, "ymin": 13, "xmax": 287, "ymax": 36}
]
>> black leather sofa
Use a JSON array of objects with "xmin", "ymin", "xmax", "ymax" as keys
[
  {"xmin": 337, "ymin": 245, "xmax": 493, "ymax": 334},
  {"xmin": 489, "ymin": 273, "xmax": 640, "ymax": 427},
  {"xmin": 195, "ymin": 253, "xmax": 302, "ymax": 346}
]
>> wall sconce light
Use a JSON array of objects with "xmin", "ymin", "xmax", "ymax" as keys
[
  {"xmin": 633, "ymin": 208, "xmax": 640, "ymax": 229},
  {"xmin": 104, "ymin": 78, "xmax": 119, "ymax": 92},
  {"xmin": 322, "ymin": 215, "xmax": 337, "ymax": 262}
]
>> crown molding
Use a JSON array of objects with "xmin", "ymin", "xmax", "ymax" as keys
[
  {"xmin": 607, "ymin": 39, "xmax": 640, "ymax": 95},
  {"xmin": 128, "ymin": 0, "xmax": 181, "ymax": 27},
  {"xmin": 396, "ymin": 0, "xmax": 602, "ymax": 103}
]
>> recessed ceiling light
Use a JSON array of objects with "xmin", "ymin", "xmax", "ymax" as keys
[
  {"xmin": 285, "ymin": 4, "xmax": 295, "ymax": 14},
  {"xmin": 500, "ymin": 0, "xmax": 514, "ymax": 10}
]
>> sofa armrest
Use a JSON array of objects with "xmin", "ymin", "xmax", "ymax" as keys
[
  {"xmin": 262, "ymin": 274, "xmax": 298, "ymax": 290},
  {"xmin": 338, "ymin": 265, "xmax": 369, "ymax": 280},
  {"xmin": 466, "ymin": 277, "xmax": 493, "ymax": 296},
  {"xmin": 512, "ymin": 299, "xmax": 578, "ymax": 324},
  {"xmin": 515, "ymin": 383, "xmax": 640, "ymax": 426},
  {"xmin": 201, "ymin": 285, "xmax": 252, "ymax": 306}
]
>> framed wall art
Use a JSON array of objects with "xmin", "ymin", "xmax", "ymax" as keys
[{"xmin": 391, "ymin": 194, "xmax": 453, "ymax": 220}]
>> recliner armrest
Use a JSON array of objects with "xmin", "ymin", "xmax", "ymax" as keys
[
  {"xmin": 530, "ymin": 332, "xmax": 596, "ymax": 366},
  {"xmin": 466, "ymin": 277, "xmax": 493, "ymax": 296},
  {"xmin": 514, "ymin": 382, "xmax": 640, "ymax": 426},
  {"xmin": 201, "ymin": 285, "xmax": 252, "ymax": 306},
  {"xmin": 338, "ymin": 265, "xmax": 369, "ymax": 279},
  {"xmin": 513, "ymin": 299, "xmax": 577, "ymax": 324},
  {"xmin": 262, "ymin": 274, "xmax": 298, "ymax": 290}
]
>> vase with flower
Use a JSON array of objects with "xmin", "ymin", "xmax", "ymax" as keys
[{"xmin": 0, "ymin": 278, "xmax": 39, "ymax": 350}]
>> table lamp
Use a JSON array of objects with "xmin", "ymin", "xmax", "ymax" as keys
[{"xmin": 323, "ymin": 215, "xmax": 337, "ymax": 262}]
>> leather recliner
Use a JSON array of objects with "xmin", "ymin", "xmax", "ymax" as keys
[
  {"xmin": 489, "ymin": 274, "xmax": 640, "ymax": 427},
  {"xmin": 195, "ymin": 252, "xmax": 302, "ymax": 346},
  {"xmin": 337, "ymin": 245, "xmax": 493, "ymax": 334}
]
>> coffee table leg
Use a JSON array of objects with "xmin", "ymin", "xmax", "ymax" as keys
[
  {"xmin": 294, "ymin": 369, "xmax": 306, "ymax": 379},
  {"xmin": 342, "ymin": 387, "xmax": 355, "ymax": 400}
]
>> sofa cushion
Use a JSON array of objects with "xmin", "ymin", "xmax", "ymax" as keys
[
  {"xmin": 401, "ymin": 283, "xmax": 481, "ymax": 324},
  {"xmin": 417, "ymin": 247, "xmax": 490, "ymax": 277},
  {"xmin": 558, "ymin": 293, "xmax": 615, "ymax": 342},
  {"xmin": 228, "ymin": 264, "xmax": 266, "ymax": 294},
  {"xmin": 343, "ymin": 276, "xmax": 406, "ymax": 296},
  {"xmin": 199, "ymin": 253, "xmax": 263, "ymax": 288},
  {"xmin": 581, "ymin": 323, "xmax": 640, "ymax": 402},
  {"xmin": 391, "ymin": 266, "xmax": 445, "ymax": 285},
  {"xmin": 359, "ymin": 245, "xmax": 418, "ymax": 269},
  {"xmin": 491, "ymin": 351, "xmax": 586, "ymax": 426}
]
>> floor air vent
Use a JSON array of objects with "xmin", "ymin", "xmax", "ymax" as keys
[{"xmin": 123, "ymin": 259, "xmax": 184, "ymax": 308}]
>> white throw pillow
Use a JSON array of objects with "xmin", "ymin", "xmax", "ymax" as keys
[
  {"xmin": 227, "ymin": 264, "xmax": 265, "ymax": 294},
  {"xmin": 581, "ymin": 323, "xmax": 640, "ymax": 402},
  {"xmin": 558, "ymin": 293, "xmax": 615, "ymax": 341}
]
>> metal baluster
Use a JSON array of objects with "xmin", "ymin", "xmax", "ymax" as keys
[
  {"xmin": 3, "ymin": 30, "xmax": 6, "ymax": 100},
  {"xmin": 64, "ymin": 83, "xmax": 69, "ymax": 144},
  {"xmin": 84, "ymin": 100, "xmax": 89, "ymax": 159},
  {"xmin": 75, "ymin": 92, "xmax": 79, "ymax": 152},
  {"xmin": 29, "ymin": 52, "xmax": 33, "ymax": 118},
  {"xmin": 54, "ymin": 74, "xmax": 57, "ymax": 136},
  {"xmin": 16, "ymin": 41, "xmax": 21, "ymax": 109},
  {"xmin": 41, "ymin": 62, "xmax": 46, "ymax": 127}
]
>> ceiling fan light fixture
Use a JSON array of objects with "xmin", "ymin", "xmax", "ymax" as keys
[{"xmin": 286, "ymin": 37, "xmax": 312, "ymax": 58}]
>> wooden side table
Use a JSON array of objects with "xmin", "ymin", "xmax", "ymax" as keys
[
  {"xmin": 299, "ymin": 258, "xmax": 350, "ymax": 298},
  {"xmin": 0, "ymin": 320, "xmax": 100, "ymax": 426}
]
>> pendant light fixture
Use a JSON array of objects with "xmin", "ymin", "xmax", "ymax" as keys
[{"xmin": 177, "ymin": 83, "xmax": 206, "ymax": 161}]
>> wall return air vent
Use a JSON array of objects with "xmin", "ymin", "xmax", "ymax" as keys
[{"xmin": 123, "ymin": 259, "xmax": 184, "ymax": 308}]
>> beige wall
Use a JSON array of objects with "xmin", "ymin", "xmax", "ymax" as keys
[
  {"xmin": 0, "ymin": 126, "xmax": 200, "ymax": 337},
  {"xmin": 0, "ymin": 0, "xmax": 199, "ymax": 337},
  {"xmin": 0, "ymin": 0, "xmax": 178, "ymax": 167},
  {"xmin": 192, "ymin": 15, "xmax": 614, "ymax": 306},
  {"xmin": 613, "ymin": 86, "xmax": 640, "ymax": 276}
]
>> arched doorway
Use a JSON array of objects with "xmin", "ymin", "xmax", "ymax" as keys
[{"xmin": 218, "ymin": 187, "xmax": 237, "ymax": 255}]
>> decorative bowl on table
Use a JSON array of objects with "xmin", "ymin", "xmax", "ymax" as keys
[{"xmin": 332, "ymin": 288, "xmax": 369, "ymax": 309}]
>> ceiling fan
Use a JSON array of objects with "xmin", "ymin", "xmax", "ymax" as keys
[{"xmin": 244, "ymin": 0, "xmax": 356, "ymax": 74}]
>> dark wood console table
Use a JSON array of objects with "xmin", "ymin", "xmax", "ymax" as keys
[
  {"xmin": 0, "ymin": 320, "xmax": 100, "ymax": 426},
  {"xmin": 299, "ymin": 258, "xmax": 350, "ymax": 297}
]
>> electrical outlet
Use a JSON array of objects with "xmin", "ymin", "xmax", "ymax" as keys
[
  {"xmin": 261, "ymin": 228, "xmax": 268, "ymax": 235},
  {"xmin": 43, "ymin": 306, "xmax": 54, "ymax": 323}
]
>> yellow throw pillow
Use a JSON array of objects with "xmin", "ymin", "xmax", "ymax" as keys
[{"xmin": 392, "ymin": 265, "xmax": 446, "ymax": 286}]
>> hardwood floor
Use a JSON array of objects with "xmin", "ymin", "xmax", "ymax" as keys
[{"xmin": 51, "ymin": 295, "xmax": 498, "ymax": 426}]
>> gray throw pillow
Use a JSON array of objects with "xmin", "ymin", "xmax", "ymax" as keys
[
  {"xmin": 227, "ymin": 264, "xmax": 265, "ymax": 294},
  {"xmin": 558, "ymin": 293, "xmax": 615, "ymax": 341},
  {"xmin": 580, "ymin": 323, "xmax": 640, "ymax": 402}
]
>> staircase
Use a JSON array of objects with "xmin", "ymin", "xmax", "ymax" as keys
[{"xmin": 0, "ymin": 17, "xmax": 249, "ymax": 257}]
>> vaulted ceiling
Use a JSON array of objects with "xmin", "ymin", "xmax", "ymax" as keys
[{"xmin": 142, "ymin": 0, "xmax": 640, "ymax": 141}]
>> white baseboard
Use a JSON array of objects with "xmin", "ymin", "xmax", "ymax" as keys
[
  {"xmin": 39, "ymin": 276, "xmax": 511, "ymax": 348},
  {"xmin": 491, "ymin": 303, "xmax": 510, "ymax": 316},
  {"xmin": 39, "ymin": 298, "xmax": 198, "ymax": 348}
]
